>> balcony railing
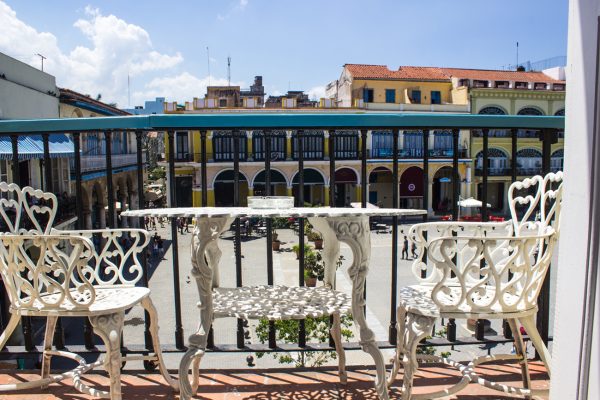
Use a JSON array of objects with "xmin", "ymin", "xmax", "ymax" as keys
[
  {"xmin": 0, "ymin": 113, "xmax": 564, "ymax": 372},
  {"xmin": 76, "ymin": 152, "xmax": 146, "ymax": 172},
  {"xmin": 475, "ymin": 167, "xmax": 511, "ymax": 176},
  {"xmin": 371, "ymin": 148, "xmax": 469, "ymax": 158}
]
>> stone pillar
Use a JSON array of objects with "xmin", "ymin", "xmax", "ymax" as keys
[
  {"xmin": 286, "ymin": 131, "xmax": 293, "ymax": 160},
  {"xmin": 323, "ymin": 184, "xmax": 330, "ymax": 206},
  {"xmin": 84, "ymin": 211, "xmax": 93, "ymax": 230},
  {"xmin": 120, "ymin": 192, "xmax": 128, "ymax": 227},
  {"xmin": 427, "ymin": 181, "xmax": 434, "ymax": 215},
  {"xmin": 323, "ymin": 131, "xmax": 330, "ymax": 158},
  {"xmin": 428, "ymin": 132, "xmax": 435, "ymax": 152},
  {"xmin": 286, "ymin": 186, "xmax": 293, "ymax": 196},
  {"xmin": 248, "ymin": 187, "xmax": 254, "ymax": 196},
  {"xmin": 98, "ymin": 203, "xmax": 106, "ymax": 229},
  {"xmin": 246, "ymin": 131, "xmax": 253, "ymax": 161}
]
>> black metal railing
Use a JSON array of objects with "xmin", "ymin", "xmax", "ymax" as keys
[{"xmin": 0, "ymin": 115, "xmax": 564, "ymax": 368}]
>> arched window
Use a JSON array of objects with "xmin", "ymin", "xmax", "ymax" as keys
[
  {"xmin": 554, "ymin": 109, "xmax": 565, "ymax": 116},
  {"xmin": 475, "ymin": 148, "xmax": 509, "ymax": 175},
  {"xmin": 551, "ymin": 149, "xmax": 564, "ymax": 172},
  {"xmin": 516, "ymin": 148, "xmax": 543, "ymax": 175},
  {"xmin": 478, "ymin": 106, "xmax": 506, "ymax": 115},
  {"xmin": 518, "ymin": 107, "xmax": 544, "ymax": 116},
  {"xmin": 477, "ymin": 107, "xmax": 509, "ymax": 137}
]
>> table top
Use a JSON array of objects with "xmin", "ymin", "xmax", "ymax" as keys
[{"xmin": 121, "ymin": 206, "xmax": 426, "ymax": 219}]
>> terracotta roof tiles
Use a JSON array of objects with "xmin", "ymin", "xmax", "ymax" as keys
[{"xmin": 343, "ymin": 64, "xmax": 564, "ymax": 84}]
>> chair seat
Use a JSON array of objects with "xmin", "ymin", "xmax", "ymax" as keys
[
  {"xmin": 399, "ymin": 285, "xmax": 536, "ymax": 319},
  {"xmin": 15, "ymin": 286, "xmax": 150, "ymax": 317},
  {"xmin": 212, "ymin": 285, "xmax": 351, "ymax": 320}
]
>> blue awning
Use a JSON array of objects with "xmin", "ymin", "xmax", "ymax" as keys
[{"xmin": 0, "ymin": 134, "xmax": 75, "ymax": 160}]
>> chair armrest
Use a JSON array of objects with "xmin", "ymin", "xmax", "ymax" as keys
[{"xmin": 50, "ymin": 228, "xmax": 151, "ymax": 286}]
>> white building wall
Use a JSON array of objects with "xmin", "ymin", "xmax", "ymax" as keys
[
  {"xmin": 0, "ymin": 52, "xmax": 59, "ymax": 119},
  {"xmin": 551, "ymin": 1, "xmax": 600, "ymax": 399}
]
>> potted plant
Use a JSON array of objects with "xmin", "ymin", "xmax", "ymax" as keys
[
  {"xmin": 303, "ymin": 249, "xmax": 324, "ymax": 287},
  {"xmin": 272, "ymin": 238, "xmax": 281, "ymax": 251},
  {"xmin": 308, "ymin": 230, "xmax": 323, "ymax": 249},
  {"xmin": 292, "ymin": 243, "xmax": 313, "ymax": 259}
]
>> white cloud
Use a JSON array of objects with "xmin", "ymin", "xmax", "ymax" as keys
[
  {"xmin": 307, "ymin": 85, "xmax": 326, "ymax": 100},
  {"xmin": 133, "ymin": 73, "xmax": 245, "ymax": 105},
  {"xmin": 239, "ymin": 0, "xmax": 249, "ymax": 8},
  {"xmin": 0, "ymin": 2, "xmax": 190, "ymax": 107}
]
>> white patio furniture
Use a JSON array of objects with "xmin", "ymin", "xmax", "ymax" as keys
[
  {"xmin": 122, "ymin": 206, "xmax": 426, "ymax": 400},
  {"xmin": 0, "ymin": 183, "xmax": 178, "ymax": 399},
  {"xmin": 388, "ymin": 171, "xmax": 563, "ymax": 399}
]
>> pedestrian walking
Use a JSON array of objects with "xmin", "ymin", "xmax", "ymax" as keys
[
  {"xmin": 402, "ymin": 236, "xmax": 409, "ymax": 260},
  {"xmin": 411, "ymin": 242, "xmax": 418, "ymax": 259}
]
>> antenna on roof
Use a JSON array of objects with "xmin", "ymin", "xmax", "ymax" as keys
[
  {"xmin": 35, "ymin": 53, "xmax": 46, "ymax": 72},
  {"xmin": 127, "ymin": 73, "xmax": 131, "ymax": 108},
  {"xmin": 227, "ymin": 56, "xmax": 231, "ymax": 86},
  {"xmin": 207, "ymin": 46, "xmax": 211, "ymax": 86},
  {"xmin": 516, "ymin": 42, "xmax": 519, "ymax": 71}
]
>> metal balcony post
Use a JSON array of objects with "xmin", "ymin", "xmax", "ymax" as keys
[
  {"xmin": 168, "ymin": 130, "xmax": 185, "ymax": 349},
  {"xmin": 389, "ymin": 128, "xmax": 399, "ymax": 344}
]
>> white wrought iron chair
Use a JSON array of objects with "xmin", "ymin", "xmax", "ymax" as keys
[
  {"xmin": 388, "ymin": 171, "xmax": 563, "ymax": 399},
  {"xmin": 0, "ymin": 183, "xmax": 178, "ymax": 399}
]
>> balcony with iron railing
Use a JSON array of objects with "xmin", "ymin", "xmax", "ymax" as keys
[
  {"xmin": 0, "ymin": 113, "xmax": 564, "ymax": 399},
  {"xmin": 74, "ymin": 152, "xmax": 147, "ymax": 172}
]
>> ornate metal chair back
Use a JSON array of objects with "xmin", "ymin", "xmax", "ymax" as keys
[
  {"xmin": 0, "ymin": 182, "xmax": 57, "ymax": 234},
  {"xmin": 0, "ymin": 234, "xmax": 98, "ymax": 312},
  {"xmin": 408, "ymin": 171, "xmax": 563, "ymax": 313}
]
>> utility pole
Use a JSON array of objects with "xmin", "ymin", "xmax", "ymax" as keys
[
  {"xmin": 516, "ymin": 42, "xmax": 519, "ymax": 70},
  {"xmin": 35, "ymin": 53, "xmax": 46, "ymax": 72}
]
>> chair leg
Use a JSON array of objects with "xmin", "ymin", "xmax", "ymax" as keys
[
  {"xmin": 90, "ymin": 312, "xmax": 125, "ymax": 400},
  {"xmin": 330, "ymin": 312, "xmax": 347, "ymax": 384},
  {"xmin": 387, "ymin": 305, "xmax": 407, "ymax": 388},
  {"xmin": 508, "ymin": 318, "xmax": 531, "ymax": 391},
  {"xmin": 140, "ymin": 297, "xmax": 179, "ymax": 391},
  {"xmin": 41, "ymin": 316, "xmax": 58, "ymax": 387},
  {"xmin": 401, "ymin": 312, "xmax": 435, "ymax": 400},
  {"xmin": 0, "ymin": 313, "xmax": 20, "ymax": 349},
  {"xmin": 519, "ymin": 314, "xmax": 551, "ymax": 377}
]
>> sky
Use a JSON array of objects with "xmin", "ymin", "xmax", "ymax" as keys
[{"xmin": 0, "ymin": 0, "xmax": 568, "ymax": 109}]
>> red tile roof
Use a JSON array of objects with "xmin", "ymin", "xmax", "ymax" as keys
[
  {"xmin": 344, "ymin": 64, "xmax": 449, "ymax": 81},
  {"xmin": 344, "ymin": 64, "xmax": 565, "ymax": 84},
  {"xmin": 442, "ymin": 68, "xmax": 563, "ymax": 83}
]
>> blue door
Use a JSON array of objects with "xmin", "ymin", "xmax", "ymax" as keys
[{"xmin": 431, "ymin": 91, "xmax": 441, "ymax": 104}]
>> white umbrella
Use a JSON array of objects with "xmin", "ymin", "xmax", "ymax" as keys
[
  {"xmin": 457, "ymin": 197, "xmax": 491, "ymax": 221},
  {"xmin": 350, "ymin": 202, "xmax": 379, "ymax": 209},
  {"xmin": 457, "ymin": 198, "xmax": 491, "ymax": 208}
]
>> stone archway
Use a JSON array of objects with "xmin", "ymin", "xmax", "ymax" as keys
[
  {"xmin": 400, "ymin": 166, "xmax": 423, "ymax": 209},
  {"xmin": 213, "ymin": 169, "xmax": 249, "ymax": 207},
  {"xmin": 253, "ymin": 169, "xmax": 288, "ymax": 196},
  {"xmin": 333, "ymin": 167, "xmax": 358, "ymax": 207},
  {"xmin": 292, "ymin": 168, "xmax": 326, "ymax": 206},
  {"xmin": 368, "ymin": 166, "xmax": 393, "ymax": 207},
  {"xmin": 432, "ymin": 166, "xmax": 452, "ymax": 213}
]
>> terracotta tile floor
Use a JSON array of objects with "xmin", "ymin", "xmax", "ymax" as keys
[{"xmin": 0, "ymin": 361, "xmax": 549, "ymax": 399}]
